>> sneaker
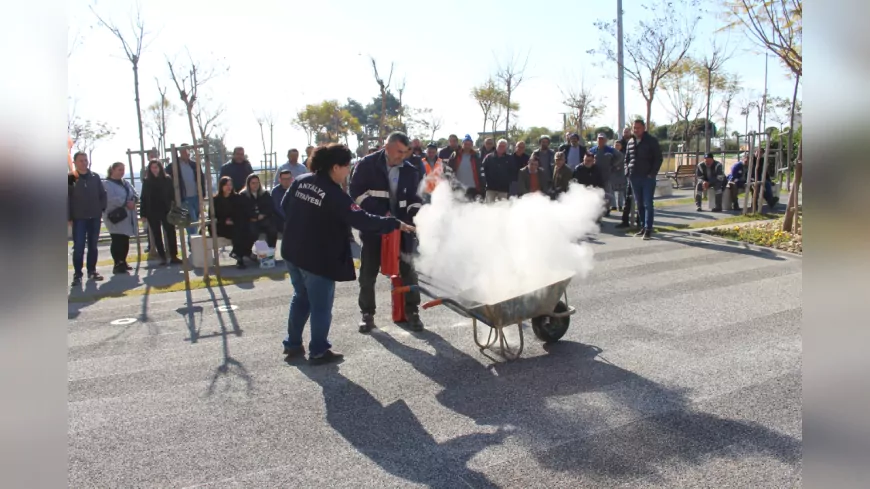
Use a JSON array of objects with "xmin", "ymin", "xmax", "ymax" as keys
[
  {"xmin": 87, "ymin": 271, "xmax": 104, "ymax": 281},
  {"xmin": 71, "ymin": 275, "xmax": 82, "ymax": 286},
  {"xmin": 642, "ymin": 229, "xmax": 652, "ymax": 240},
  {"xmin": 696, "ymin": 206, "xmax": 704, "ymax": 212},
  {"xmin": 633, "ymin": 229, "xmax": 646, "ymax": 238},
  {"xmin": 405, "ymin": 312, "xmax": 424, "ymax": 332},
  {"xmin": 615, "ymin": 222, "xmax": 630, "ymax": 229},
  {"xmin": 358, "ymin": 313, "xmax": 375, "ymax": 333},
  {"xmin": 283, "ymin": 345, "xmax": 306, "ymax": 360},
  {"xmin": 309, "ymin": 350, "xmax": 344, "ymax": 365}
]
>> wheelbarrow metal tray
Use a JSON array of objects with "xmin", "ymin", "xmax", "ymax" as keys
[{"xmin": 418, "ymin": 274, "xmax": 573, "ymax": 327}]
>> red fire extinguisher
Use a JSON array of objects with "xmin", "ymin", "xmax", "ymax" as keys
[
  {"xmin": 380, "ymin": 228, "xmax": 400, "ymax": 277},
  {"xmin": 390, "ymin": 275, "xmax": 407, "ymax": 323}
]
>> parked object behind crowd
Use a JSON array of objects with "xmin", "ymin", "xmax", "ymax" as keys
[
  {"xmin": 139, "ymin": 160, "xmax": 181, "ymax": 265},
  {"xmin": 282, "ymin": 143, "xmax": 415, "ymax": 365},
  {"xmin": 212, "ymin": 176, "xmax": 256, "ymax": 269},
  {"xmin": 240, "ymin": 174, "xmax": 278, "ymax": 248},
  {"xmin": 68, "ymin": 152, "xmax": 107, "ymax": 285},
  {"xmin": 517, "ymin": 155, "xmax": 551, "ymax": 196},
  {"xmin": 103, "ymin": 162, "xmax": 139, "ymax": 274},
  {"xmin": 219, "ymin": 146, "xmax": 254, "ymax": 192}
]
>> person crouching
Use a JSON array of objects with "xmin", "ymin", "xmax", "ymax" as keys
[{"xmin": 240, "ymin": 173, "xmax": 279, "ymax": 249}]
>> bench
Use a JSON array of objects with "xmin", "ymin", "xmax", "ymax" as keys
[{"xmin": 670, "ymin": 165, "xmax": 696, "ymax": 188}]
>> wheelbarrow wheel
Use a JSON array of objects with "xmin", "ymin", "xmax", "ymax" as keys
[{"xmin": 532, "ymin": 300, "xmax": 570, "ymax": 343}]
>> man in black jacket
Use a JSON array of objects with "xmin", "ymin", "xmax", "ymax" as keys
[
  {"xmin": 219, "ymin": 146, "xmax": 254, "ymax": 192},
  {"xmin": 625, "ymin": 119, "xmax": 663, "ymax": 240},
  {"xmin": 573, "ymin": 152, "xmax": 606, "ymax": 222},
  {"xmin": 483, "ymin": 139, "xmax": 513, "ymax": 202},
  {"xmin": 69, "ymin": 152, "xmax": 107, "ymax": 285}
]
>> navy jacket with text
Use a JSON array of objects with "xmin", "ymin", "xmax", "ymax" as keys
[
  {"xmin": 282, "ymin": 172, "xmax": 400, "ymax": 282},
  {"xmin": 349, "ymin": 149, "xmax": 422, "ymax": 253}
]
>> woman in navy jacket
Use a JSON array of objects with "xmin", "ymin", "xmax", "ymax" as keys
[{"xmin": 281, "ymin": 144, "xmax": 415, "ymax": 365}]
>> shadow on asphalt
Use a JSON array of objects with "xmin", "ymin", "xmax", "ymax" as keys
[
  {"xmin": 203, "ymin": 280, "xmax": 251, "ymax": 398},
  {"xmin": 656, "ymin": 234, "xmax": 787, "ymax": 261},
  {"xmin": 299, "ymin": 331, "xmax": 800, "ymax": 487}
]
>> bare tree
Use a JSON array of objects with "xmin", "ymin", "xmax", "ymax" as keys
[
  {"xmin": 722, "ymin": 0, "xmax": 801, "ymax": 77},
  {"xmin": 590, "ymin": 0, "xmax": 699, "ymax": 125},
  {"xmin": 471, "ymin": 78, "xmax": 502, "ymax": 134},
  {"xmin": 91, "ymin": 3, "xmax": 154, "ymax": 176},
  {"xmin": 427, "ymin": 113, "xmax": 443, "ymax": 142},
  {"xmin": 396, "ymin": 77, "xmax": 407, "ymax": 124},
  {"xmin": 663, "ymin": 59, "xmax": 706, "ymax": 149},
  {"xmin": 195, "ymin": 103, "xmax": 225, "ymax": 143},
  {"xmin": 370, "ymin": 56, "xmax": 394, "ymax": 145},
  {"xmin": 144, "ymin": 79, "xmax": 177, "ymax": 156},
  {"xmin": 70, "ymin": 118, "xmax": 116, "ymax": 166},
  {"xmin": 488, "ymin": 103, "xmax": 505, "ymax": 137},
  {"xmin": 495, "ymin": 50, "xmax": 529, "ymax": 141},
  {"xmin": 560, "ymin": 77, "xmax": 603, "ymax": 136},
  {"xmin": 717, "ymin": 74, "xmax": 741, "ymax": 148},
  {"xmin": 698, "ymin": 39, "xmax": 733, "ymax": 152},
  {"xmin": 738, "ymin": 98, "xmax": 756, "ymax": 137}
]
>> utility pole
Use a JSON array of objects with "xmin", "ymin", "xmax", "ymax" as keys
[{"xmin": 617, "ymin": 0, "xmax": 625, "ymax": 131}]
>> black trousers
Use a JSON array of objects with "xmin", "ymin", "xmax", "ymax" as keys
[
  {"xmin": 146, "ymin": 215, "xmax": 178, "ymax": 259},
  {"xmin": 620, "ymin": 182, "xmax": 640, "ymax": 226},
  {"xmin": 109, "ymin": 234, "xmax": 130, "ymax": 265},
  {"xmin": 358, "ymin": 236, "xmax": 420, "ymax": 315},
  {"xmin": 217, "ymin": 223, "xmax": 255, "ymax": 259}
]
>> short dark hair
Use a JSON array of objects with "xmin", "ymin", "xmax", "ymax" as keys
[
  {"xmin": 233, "ymin": 146, "xmax": 244, "ymax": 153},
  {"xmin": 288, "ymin": 148, "xmax": 298, "ymax": 155},
  {"xmin": 309, "ymin": 144, "xmax": 353, "ymax": 175},
  {"xmin": 279, "ymin": 169, "xmax": 292, "ymax": 177},
  {"xmin": 633, "ymin": 119, "xmax": 646, "ymax": 127},
  {"xmin": 180, "ymin": 143, "xmax": 190, "ymax": 148},
  {"xmin": 73, "ymin": 151, "xmax": 87, "ymax": 162},
  {"xmin": 386, "ymin": 131, "xmax": 410, "ymax": 147},
  {"xmin": 448, "ymin": 134, "xmax": 458, "ymax": 140}
]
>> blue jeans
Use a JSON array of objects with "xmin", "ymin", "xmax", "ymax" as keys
[
  {"xmin": 283, "ymin": 262, "xmax": 335, "ymax": 356},
  {"xmin": 72, "ymin": 217, "xmax": 101, "ymax": 277},
  {"xmin": 629, "ymin": 176, "xmax": 656, "ymax": 230},
  {"xmin": 182, "ymin": 196, "xmax": 200, "ymax": 237}
]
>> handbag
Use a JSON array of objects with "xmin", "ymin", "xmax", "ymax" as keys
[
  {"xmin": 106, "ymin": 180, "xmax": 130, "ymax": 224},
  {"xmin": 166, "ymin": 200, "xmax": 191, "ymax": 228}
]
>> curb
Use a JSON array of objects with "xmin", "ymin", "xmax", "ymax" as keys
[{"xmin": 659, "ymin": 225, "xmax": 803, "ymax": 260}]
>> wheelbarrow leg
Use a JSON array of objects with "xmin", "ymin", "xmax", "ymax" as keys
[
  {"xmin": 473, "ymin": 318, "xmax": 497, "ymax": 350},
  {"xmin": 496, "ymin": 322, "xmax": 524, "ymax": 360}
]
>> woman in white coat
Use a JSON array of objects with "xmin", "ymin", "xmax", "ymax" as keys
[{"xmin": 103, "ymin": 162, "xmax": 139, "ymax": 274}]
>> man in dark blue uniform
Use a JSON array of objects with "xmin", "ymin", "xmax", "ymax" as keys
[
  {"xmin": 349, "ymin": 131, "xmax": 425, "ymax": 333},
  {"xmin": 281, "ymin": 144, "xmax": 414, "ymax": 365}
]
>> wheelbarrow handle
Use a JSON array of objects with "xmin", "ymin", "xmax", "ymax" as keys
[
  {"xmin": 422, "ymin": 299, "xmax": 443, "ymax": 310},
  {"xmin": 550, "ymin": 305, "xmax": 577, "ymax": 318}
]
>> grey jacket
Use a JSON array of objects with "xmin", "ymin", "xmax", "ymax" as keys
[
  {"xmin": 68, "ymin": 170, "xmax": 107, "ymax": 220},
  {"xmin": 517, "ymin": 167, "xmax": 552, "ymax": 196},
  {"xmin": 103, "ymin": 178, "xmax": 139, "ymax": 236}
]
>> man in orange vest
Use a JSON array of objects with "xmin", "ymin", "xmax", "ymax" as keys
[{"xmin": 420, "ymin": 142, "xmax": 446, "ymax": 200}]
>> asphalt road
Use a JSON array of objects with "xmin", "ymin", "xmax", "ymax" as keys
[{"xmin": 68, "ymin": 229, "xmax": 802, "ymax": 488}]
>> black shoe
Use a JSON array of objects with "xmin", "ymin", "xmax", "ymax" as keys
[
  {"xmin": 71, "ymin": 275, "xmax": 82, "ymax": 286},
  {"xmin": 112, "ymin": 264, "xmax": 126, "ymax": 275},
  {"xmin": 696, "ymin": 206, "xmax": 704, "ymax": 212},
  {"xmin": 405, "ymin": 312, "xmax": 424, "ymax": 332},
  {"xmin": 236, "ymin": 259, "xmax": 246, "ymax": 269},
  {"xmin": 732, "ymin": 205, "xmax": 742, "ymax": 211},
  {"xmin": 309, "ymin": 350, "xmax": 344, "ymax": 365},
  {"xmin": 169, "ymin": 257, "xmax": 182, "ymax": 265},
  {"xmin": 633, "ymin": 228, "xmax": 646, "ymax": 237},
  {"xmin": 618, "ymin": 206, "xmax": 624, "ymax": 212},
  {"xmin": 123, "ymin": 261, "xmax": 133, "ymax": 271},
  {"xmin": 88, "ymin": 271, "xmax": 104, "ymax": 281},
  {"xmin": 615, "ymin": 222, "xmax": 630, "ymax": 229},
  {"xmin": 610, "ymin": 206, "xmax": 618, "ymax": 211},
  {"xmin": 712, "ymin": 207, "xmax": 723, "ymax": 212},
  {"xmin": 283, "ymin": 345, "xmax": 306, "ymax": 360},
  {"xmin": 358, "ymin": 313, "xmax": 375, "ymax": 333},
  {"xmin": 642, "ymin": 229, "xmax": 652, "ymax": 240}
]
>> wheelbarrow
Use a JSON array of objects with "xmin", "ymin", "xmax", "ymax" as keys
[{"xmin": 392, "ymin": 273, "xmax": 577, "ymax": 360}]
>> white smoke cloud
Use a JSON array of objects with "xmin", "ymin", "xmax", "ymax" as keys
[{"xmin": 413, "ymin": 183, "xmax": 605, "ymax": 305}]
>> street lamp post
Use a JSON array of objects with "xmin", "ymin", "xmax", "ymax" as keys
[{"xmin": 617, "ymin": 0, "xmax": 625, "ymax": 132}]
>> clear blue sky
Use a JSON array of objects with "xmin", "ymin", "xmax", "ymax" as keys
[{"xmin": 68, "ymin": 0, "xmax": 798, "ymax": 171}]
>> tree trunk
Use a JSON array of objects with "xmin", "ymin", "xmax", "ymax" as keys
[
  {"xmin": 505, "ymin": 88, "xmax": 511, "ymax": 143},
  {"xmin": 782, "ymin": 140, "xmax": 801, "ymax": 233},
  {"xmin": 379, "ymin": 89, "xmax": 387, "ymax": 145},
  {"xmin": 786, "ymin": 74, "xmax": 800, "ymax": 191},
  {"xmin": 132, "ymin": 61, "xmax": 146, "ymax": 260},
  {"xmin": 645, "ymin": 94, "xmax": 653, "ymax": 129},
  {"xmin": 704, "ymin": 69, "xmax": 712, "ymax": 154}
]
